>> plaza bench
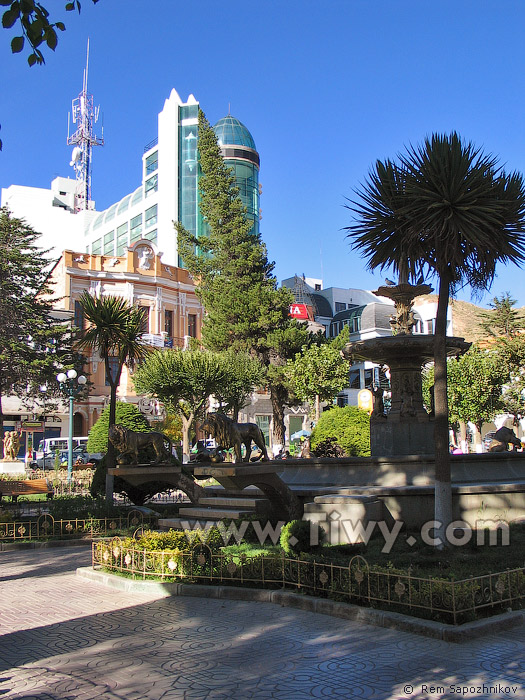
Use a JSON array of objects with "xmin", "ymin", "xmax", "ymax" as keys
[{"xmin": 0, "ymin": 478, "xmax": 54, "ymax": 502}]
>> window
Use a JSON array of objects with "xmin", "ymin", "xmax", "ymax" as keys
[
  {"xmin": 105, "ymin": 356, "xmax": 119, "ymax": 386},
  {"xmin": 145, "ymin": 151, "xmax": 158, "ymax": 175},
  {"xmin": 314, "ymin": 284, "xmax": 321, "ymax": 291},
  {"xmin": 105, "ymin": 204, "xmax": 118, "ymax": 222},
  {"xmin": 92, "ymin": 238, "xmax": 102, "ymax": 255},
  {"xmin": 335, "ymin": 302, "xmax": 346, "ymax": 312},
  {"xmin": 336, "ymin": 394, "xmax": 348, "ymax": 407},
  {"xmin": 351, "ymin": 316, "xmax": 361, "ymax": 333},
  {"xmin": 103, "ymin": 231, "xmax": 115, "ymax": 255},
  {"xmin": 131, "ymin": 187, "xmax": 143, "ymax": 206},
  {"xmin": 139, "ymin": 306, "xmax": 150, "ymax": 334},
  {"xmin": 164, "ymin": 310, "xmax": 173, "ymax": 338},
  {"xmin": 74, "ymin": 300, "xmax": 85, "ymax": 330},
  {"xmin": 364, "ymin": 369, "xmax": 374, "ymax": 389},
  {"xmin": 145, "ymin": 174, "xmax": 158, "ymax": 197},
  {"xmin": 255, "ymin": 415, "xmax": 271, "ymax": 447},
  {"xmin": 116, "ymin": 223, "xmax": 128, "ymax": 255},
  {"xmin": 117, "ymin": 195, "xmax": 132, "ymax": 215},
  {"xmin": 144, "ymin": 229, "xmax": 157, "ymax": 244},
  {"xmin": 130, "ymin": 214, "xmax": 142, "ymax": 243},
  {"xmin": 426, "ymin": 319, "xmax": 436, "ymax": 334},
  {"xmin": 188, "ymin": 313, "xmax": 197, "ymax": 338},
  {"xmin": 349, "ymin": 370, "xmax": 360, "ymax": 389},
  {"xmin": 145, "ymin": 205, "xmax": 157, "ymax": 229}
]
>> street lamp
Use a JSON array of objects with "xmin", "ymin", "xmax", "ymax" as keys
[
  {"xmin": 57, "ymin": 369, "xmax": 87, "ymax": 482},
  {"xmin": 39, "ymin": 384, "xmax": 47, "ymax": 470}
]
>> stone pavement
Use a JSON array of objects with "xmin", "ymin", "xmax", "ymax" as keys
[{"xmin": 0, "ymin": 546, "xmax": 523, "ymax": 700}]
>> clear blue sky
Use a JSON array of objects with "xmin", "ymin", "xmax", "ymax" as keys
[{"xmin": 2, "ymin": 0, "xmax": 525, "ymax": 308}]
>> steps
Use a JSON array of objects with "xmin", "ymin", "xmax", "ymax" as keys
[{"xmin": 157, "ymin": 490, "xmax": 271, "ymax": 531}]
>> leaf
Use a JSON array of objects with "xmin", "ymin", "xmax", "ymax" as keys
[
  {"xmin": 55, "ymin": 20, "xmax": 65, "ymax": 30},
  {"xmin": 65, "ymin": 2, "xmax": 75, "ymax": 10},
  {"xmin": 27, "ymin": 52, "xmax": 37, "ymax": 65},
  {"xmin": 11, "ymin": 35, "xmax": 24, "ymax": 53},
  {"xmin": 45, "ymin": 27, "xmax": 57, "ymax": 50},
  {"xmin": 2, "ymin": 8, "xmax": 20, "ymax": 28}
]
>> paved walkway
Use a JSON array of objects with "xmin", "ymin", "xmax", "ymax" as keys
[{"xmin": 0, "ymin": 546, "xmax": 523, "ymax": 700}]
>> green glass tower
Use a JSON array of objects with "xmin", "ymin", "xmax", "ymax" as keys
[{"xmin": 213, "ymin": 115, "xmax": 260, "ymax": 235}]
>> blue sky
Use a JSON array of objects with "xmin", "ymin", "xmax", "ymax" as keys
[{"xmin": 2, "ymin": 0, "xmax": 525, "ymax": 307}]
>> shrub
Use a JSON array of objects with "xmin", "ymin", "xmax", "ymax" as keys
[
  {"xmin": 310, "ymin": 405, "xmax": 370, "ymax": 457},
  {"xmin": 87, "ymin": 402, "xmax": 152, "ymax": 453},
  {"xmin": 280, "ymin": 519, "xmax": 324, "ymax": 555}
]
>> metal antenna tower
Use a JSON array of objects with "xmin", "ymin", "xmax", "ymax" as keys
[{"xmin": 67, "ymin": 39, "xmax": 104, "ymax": 212}]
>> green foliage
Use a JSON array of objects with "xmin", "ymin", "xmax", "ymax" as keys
[
  {"xmin": 47, "ymin": 494, "xmax": 128, "ymax": 519},
  {"xmin": 87, "ymin": 402, "xmax": 151, "ymax": 453},
  {"xmin": 287, "ymin": 343, "xmax": 349, "ymax": 412},
  {"xmin": 123, "ymin": 526, "xmax": 225, "ymax": 554},
  {"xmin": 212, "ymin": 349, "xmax": 264, "ymax": 418},
  {"xmin": 0, "ymin": 208, "xmax": 80, "ymax": 450},
  {"xmin": 279, "ymin": 519, "xmax": 325, "ymax": 555},
  {"xmin": 479, "ymin": 292, "xmax": 525, "ymax": 339},
  {"xmin": 311, "ymin": 406, "xmax": 370, "ymax": 457},
  {"xmin": 2, "ymin": 1, "xmax": 100, "ymax": 67}
]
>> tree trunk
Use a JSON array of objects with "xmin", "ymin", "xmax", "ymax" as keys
[
  {"xmin": 270, "ymin": 384, "xmax": 286, "ymax": 450},
  {"xmin": 458, "ymin": 421, "xmax": 468, "ymax": 454},
  {"xmin": 105, "ymin": 358, "xmax": 122, "ymax": 472},
  {"xmin": 315, "ymin": 394, "xmax": 321, "ymax": 423},
  {"xmin": 181, "ymin": 413, "xmax": 193, "ymax": 461},
  {"xmin": 433, "ymin": 269, "xmax": 453, "ymax": 549},
  {"xmin": 0, "ymin": 393, "xmax": 4, "ymax": 459}
]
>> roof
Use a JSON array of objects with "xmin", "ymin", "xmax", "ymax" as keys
[{"xmin": 213, "ymin": 116, "xmax": 257, "ymax": 150}]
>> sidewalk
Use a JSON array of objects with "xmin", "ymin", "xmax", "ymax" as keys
[{"xmin": 0, "ymin": 546, "xmax": 523, "ymax": 699}]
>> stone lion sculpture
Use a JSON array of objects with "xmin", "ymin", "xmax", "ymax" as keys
[
  {"xmin": 488, "ymin": 426, "xmax": 523, "ymax": 453},
  {"xmin": 108, "ymin": 424, "xmax": 173, "ymax": 465},
  {"xmin": 200, "ymin": 413, "xmax": 268, "ymax": 463}
]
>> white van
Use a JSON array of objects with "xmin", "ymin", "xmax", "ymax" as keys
[{"xmin": 36, "ymin": 436, "xmax": 88, "ymax": 460}]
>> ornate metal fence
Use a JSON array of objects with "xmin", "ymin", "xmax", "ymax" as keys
[
  {"xmin": 0, "ymin": 511, "xmax": 154, "ymax": 543},
  {"xmin": 92, "ymin": 539, "xmax": 525, "ymax": 625}
]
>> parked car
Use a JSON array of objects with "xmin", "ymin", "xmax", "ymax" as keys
[{"xmin": 30, "ymin": 446, "xmax": 102, "ymax": 470}]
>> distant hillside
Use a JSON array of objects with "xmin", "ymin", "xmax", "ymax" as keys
[{"xmin": 414, "ymin": 294, "xmax": 525, "ymax": 344}]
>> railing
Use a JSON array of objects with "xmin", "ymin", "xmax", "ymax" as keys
[
  {"xmin": 143, "ymin": 137, "xmax": 158, "ymax": 153},
  {"xmin": 92, "ymin": 540, "xmax": 525, "ymax": 625},
  {"xmin": 0, "ymin": 511, "xmax": 155, "ymax": 543}
]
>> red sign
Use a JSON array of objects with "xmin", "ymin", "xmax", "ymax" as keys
[{"xmin": 289, "ymin": 303, "xmax": 309, "ymax": 320}]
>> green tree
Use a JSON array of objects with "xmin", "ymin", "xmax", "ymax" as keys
[
  {"xmin": 178, "ymin": 109, "xmax": 310, "ymax": 445},
  {"xmin": 77, "ymin": 292, "xmax": 149, "ymax": 469},
  {"xmin": 346, "ymin": 133, "xmax": 525, "ymax": 545},
  {"xmin": 133, "ymin": 348, "xmax": 228, "ymax": 457},
  {"xmin": 0, "ymin": 207, "xmax": 79, "ymax": 454},
  {"xmin": 310, "ymin": 406, "xmax": 370, "ymax": 457},
  {"xmin": 212, "ymin": 349, "xmax": 264, "ymax": 420},
  {"xmin": 287, "ymin": 343, "xmax": 349, "ymax": 422},
  {"xmin": 479, "ymin": 292, "xmax": 525, "ymax": 339}
]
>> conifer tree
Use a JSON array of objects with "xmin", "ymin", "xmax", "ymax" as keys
[
  {"xmin": 0, "ymin": 207, "xmax": 78, "ymax": 454},
  {"xmin": 178, "ymin": 110, "xmax": 309, "ymax": 445}
]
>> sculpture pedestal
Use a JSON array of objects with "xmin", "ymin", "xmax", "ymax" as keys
[
  {"xmin": 370, "ymin": 419, "xmax": 434, "ymax": 456},
  {"xmin": 0, "ymin": 460, "xmax": 27, "ymax": 475}
]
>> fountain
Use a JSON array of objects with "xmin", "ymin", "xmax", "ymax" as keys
[{"xmin": 342, "ymin": 277, "xmax": 470, "ymax": 456}]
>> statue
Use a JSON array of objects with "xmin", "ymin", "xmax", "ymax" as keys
[
  {"xmin": 108, "ymin": 424, "xmax": 174, "ymax": 465},
  {"xmin": 3, "ymin": 431, "xmax": 20, "ymax": 461},
  {"xmin": 488, "ymin": 426, "xmax": 523, "ymax": 453},
  {"xmin": 371, "ymin": 385, "xmax": 386, "ymax": 418},
  {"xmin": 200, "ymin": 413, "xmax": 269, "ymax": 463}
]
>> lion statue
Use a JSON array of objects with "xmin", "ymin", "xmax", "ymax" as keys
[
  {"xmin": 108, "ymin": 424, "xmax": 173, "ymax": 465},
  {"xmin": 200, "ymin": 413, "xmax": 268, "ymax": 463},
  {"xmin": 488, "ymin": 426, "xmax": 523, "ymax": 453}
]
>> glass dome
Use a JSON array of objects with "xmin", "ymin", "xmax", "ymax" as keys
[{"xmin": 213, "ymin": 116, "xmax": 256, "ymax": 150}]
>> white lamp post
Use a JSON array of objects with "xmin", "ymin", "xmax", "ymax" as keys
[
  {"xmin": 57, "ymin": 369, "xmax": 87, "ymax": 482},
  {"xmin": 39, "ymin": 384, "xmax": 47, "ymax": 470}
]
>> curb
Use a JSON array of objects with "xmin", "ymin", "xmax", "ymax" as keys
[
  {"xmin": 0, "ymin": 538, "xmax": 93, "ymax": 552},
  {"xmin": 76, "ymin": 566, "xmax": 525, "ymax": 643}
]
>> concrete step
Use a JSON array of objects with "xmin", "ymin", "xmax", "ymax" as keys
[
  {"xmin": 179, "ymin": 507, "xmax": 254, "ymax": 520},
  {"xmin": 198, "ymin": 496, "xmax": 262, "ymax": 509},
  {"xmin": 158, "ymin": 517, "xmax": 219, "ymax": 531}
]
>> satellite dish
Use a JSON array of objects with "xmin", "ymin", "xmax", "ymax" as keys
[{"xmin": 69, "ymin": 146, "xmax": 82, "ymax": 166}]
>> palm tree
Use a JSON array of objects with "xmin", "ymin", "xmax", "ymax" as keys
[
  {"xmin": 77, "ymin": 292, "xmax": 150, "ymax": 468},
  {"xmin": 346, "ymin": 133, "xmax": 525, "ymax": 547}
]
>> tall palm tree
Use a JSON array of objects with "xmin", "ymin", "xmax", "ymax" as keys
[
  {"xmin": 346, "ymin": 133, "xmax": 525, "ymax": 547},
  {"xmin": 77, "ymin": 292, "xmax": 150, "ymax": 468}
]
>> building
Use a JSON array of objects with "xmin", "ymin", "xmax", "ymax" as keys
[
  {"xmin": 282, "ymin": 274, "xmax": 454, "ymax": 409},
  {"xmin": 1, "ymin": 90, "xmax": 260, "ymax": 271}
]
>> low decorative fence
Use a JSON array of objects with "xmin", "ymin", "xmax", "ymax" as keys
[
  {"xmin": 0, "ymin": 511, "xmax": 155, "ymax": 543},
  {"xmin": 93, "ymin": 538, "xmax": 525, "ymax": 625}
]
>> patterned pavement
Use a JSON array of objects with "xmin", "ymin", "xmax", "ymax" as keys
[{"xmin": 0, "ymin": 546, "xmax": 523, "ymax": 700}]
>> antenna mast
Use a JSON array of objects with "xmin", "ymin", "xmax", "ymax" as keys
[{"xmin": 67, "ymin": 39, "xmax": 104, "ymax": 212}]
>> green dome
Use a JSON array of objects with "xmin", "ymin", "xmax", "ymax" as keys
[{"xmin": 213, "ymin": 115, "xmax": 256, "ymax": 150}]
